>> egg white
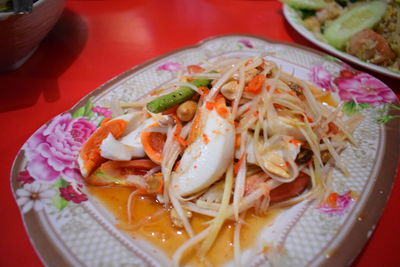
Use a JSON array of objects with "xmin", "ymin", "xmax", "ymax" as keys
[{"xmin": 172, "ymin": 109, "xmax": 235, "ymax": 197}]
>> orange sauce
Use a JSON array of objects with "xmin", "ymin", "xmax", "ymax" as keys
[
  {"xmin": 88, "ymin": 186, "xmax": 281, "ymax": 266},
  {"xmin": 317, "ymin": 92, "xmax": 337, "ymax": 107}
]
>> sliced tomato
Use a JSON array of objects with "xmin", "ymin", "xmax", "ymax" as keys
[
  {"xmin": 86, "ymin": 160, "xmax": 158, "ymax": 186},
  {"xmin": 270, "ymin": 172, "xmax": 310, "ymax": 203},
  {"xmin": 187, "ymin": 65, "xmax": 205, "ymax": 74}
]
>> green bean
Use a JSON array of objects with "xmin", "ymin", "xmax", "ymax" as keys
[{"xmin": 146, "ymin": 77, "xmax": 212, "ymax": 113}]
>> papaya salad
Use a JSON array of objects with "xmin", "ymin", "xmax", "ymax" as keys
[
  {"xmin": 78, "ymin": 55, "xmax": 362, "ymax": 266},
  {"xmin": 283, "ymin": 0, "xmax": 400, "ymax": 73}
]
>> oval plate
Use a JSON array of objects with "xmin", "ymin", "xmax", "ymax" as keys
[
  {"xmin": 11, "ymin": 34, "xmax": 400, "ymax": 267},
  {"xmin": 283, "ymin": 4, "xmax": 400, "ymax": 80}
]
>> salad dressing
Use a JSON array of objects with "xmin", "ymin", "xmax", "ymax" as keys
[
  {"xmin": 317, "ymin": 92, "xmax": 337, "ymax": 107},
  {"xmin": 88, "ymin": 186, "xmax": 281, "ymax": 266}
]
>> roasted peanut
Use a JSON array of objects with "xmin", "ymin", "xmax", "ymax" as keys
[
  {"xmin": 244, "ymin": 68, "xmax": 259, "ymax": 83},
  {"xmin": 221, "ymin": 80, "xmax": 238, "ymax": 100},
  {"xmin": 177, "ymin": 100, "xmax": 197, "ymax": 121}
]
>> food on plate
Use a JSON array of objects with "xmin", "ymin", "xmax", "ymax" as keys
[
  {"xmin": 283, "ymin": 0, "xmax": 328, "ymax": 9},
  {"xmin": 79, "ymin": 55, "xmax": 363, "ymax": 266},
  {"xmin": 283, "ymin": 0, "xmax": 400, "ymax": 73},
  {"xmin": 348, "ymin": 29, "xmax": 396, "ymax": 65},
  {"xmin": 0, "ymin": 0, "xmax": 38, "ymax": 11},
  {"xmin": 0, "ymin": 0, "xmax": 11, "ymax": 11},
  {"xmin": 323, "ymin": 1, "xmax": 387, "ymax": 49}
]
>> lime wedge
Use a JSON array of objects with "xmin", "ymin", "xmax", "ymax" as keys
[
  {"xmin": 282, "ymin": 0, "xmax": 327, "ymax": 10},
  {"xmin": 323, "ymin": 1, "xmax": 387, "ymax": 50}
]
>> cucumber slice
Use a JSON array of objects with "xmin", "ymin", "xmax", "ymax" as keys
[
  {"xmin": 323, "ymin": 1, "xmax": 387, "ymax": 49},
  {"xmin": 282, "ymin": 0, "xmax": 327, "ymax": 10}
]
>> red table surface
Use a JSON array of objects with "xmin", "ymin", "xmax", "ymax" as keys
[{"xmin": 0, "ymin": 0, "xmax": 399, "ymax": 266}]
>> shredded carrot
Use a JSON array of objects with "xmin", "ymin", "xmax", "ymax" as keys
[
  {"xmin": 150, "ymin": 90, "xmax": 161, "ymax": 96},
  {"xmin": 288, "ymin": 91, "xmax": 296, "ymax": 96},
  {"xmin": 187, "ymin": 110, "xmax": 202, "ymax": 145},
  {"xmin": 215, "ymin": 94, "xmax": 228, "ymax": 118},
  {"xmin": 289, "ymin": 139, "xmax": 303, "ymax": 146},
  {"xmin": 171, "ymin": 114, "xmax": 187, "ymax": 147},
  {"xmin": 307, "ymin": 117, "xmax": 313, "ymax": 123},
  {"xmin": 234, "ymin": 153, "xmax": 246, "ymax": 176},
  {"xmin": 199, "ymin": 87, "xmax": 209, "ymax": 99},
  {"xmin": 244, "ymin": 74, "xmax": 266, "ymax": 94},
  {"xmin": 328, "ymin": 122, "xmax": 339, "ymax": 135},
  {"xmin": 274, "ymin": 89, "xmax": 282, "ymax": 94},
  {"xmin": 187, "ymin": 65, "xmax": 205, "ymax": 74},
  {"xmin": 199, "ymin": 86, "xmax": 209, "ymax": 93},
  {"xmin": 174, "ymin": 121, "xmax": 182, "ymax": 137},
  {"xmin": 235, "ymin": 134, "xmax": 241, "ymax": 149},
  {"xmin": 162, "ymin": 104, "xmax": 178, "ymax": 115},
  {"xmin": 171, "ymin": 114, "xmax": 180, "ymax": 124},
  {"xmin": 173, "ymin": 160, "xmax": 181, "ymax": 171},
  {"xmin": 216, "ymin": 106, "xmax": 228, "ymax": 118},
  {"xmin": 327, "ymin": 192, "xmax": 339, "ymax": 208},
  {"xmin": 234, "ymin": 121, "xmax": 240, "ymax": 127},
  {"xmin": 206, "ymin": 101, "xmax": 214, "ymax": 110},
  {"xmin": 273, "ymin": 103, "xmax": 282, "ymax": 109},
  {"xmin": 245, "ymin": 59, "xmax": 253, "ymax": 66},
  {"xmin": 177, "ymin": 136, "xmax": 187, "ymax": 147},
  {"xmin": 253, "ymin": 111, "xmax": 259, "ymax": 118},
  {"xmin": 202, "ymin": 134, "xmax": 209, "ymax": 145},
  {"xmin": 100, "ymin": 118, "xmax": 112, "ymax": 127}
]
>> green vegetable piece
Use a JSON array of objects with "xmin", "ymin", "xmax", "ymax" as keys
[
  {"xmin": 335, "ymin": 0, "xmax": 348, "ymax": 7},
  {"xmin": 93, "ymin": 170, "xmax": 127, "ymax": 185},
  {"xmin": 282, "ymin": 0, "xmax": 327, "ymax": 10},
  {"xmin": 147, "ymin": 77, "xmax": 213, "ymax": 113},
  {"xmin": 323, "ymin": 1, "xmax": 387, "ymax": 50},
  {"xmin": 190, "ymin": 78, "xmax": 211, "ymax": 87},
  {"xmin": 147, "ymin": 87, "xmax": 195, "ymax": 113},
  {"xmin": 300, "ymin": 9, "xmax": 316, "ymax": 19}
]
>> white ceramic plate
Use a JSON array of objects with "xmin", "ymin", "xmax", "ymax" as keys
[
  {"xmin": 11, "ymin": 35, "xmax": 400, "ymax": 267},
  {"xmin": 283, "ymin": 4, "xmax": 400, "ymax": 80}
]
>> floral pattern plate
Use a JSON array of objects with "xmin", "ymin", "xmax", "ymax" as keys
[
  {"xmin": 283, "ymin": 4, "xmax": 400, "ymax": 80},
  {"xmin": 11, "ymin": 35, "xmax": 400, "ymax": 267}
]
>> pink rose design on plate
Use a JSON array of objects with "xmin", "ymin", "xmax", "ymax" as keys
[
  {"xmin": 60, "ymin": 185, "xmax": 88, "ymax": 204},
  {"xmin": 318, "ymin": 191, "xmax": 357, "ymax": 215},
  {"xmin": 16, "ymin": 170, "xmax": 35, "ymax": 185},
  {"xmin": 156, "ymin": 61, "xmax": 182, "ymax": 72},
  {"xmin": 92, "ymin": 106, "xmax": 112, "ymax": 118},
  {"xmin": 238, "ymin": 39, "xmax": 254, "ymax": 48},
  {"xmin": 310, "ymin": 64, "xmax": 335, "ymax": 91},
  {"xmin": 25, "ymin": 113, "xmax": 96, "ymax": 183},
  {"xmin": 335, "ymin": 72, "xmax": 397, "ymax": 106}
]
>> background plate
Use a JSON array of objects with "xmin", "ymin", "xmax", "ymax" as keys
[{"xmin": 283, "ymin": 4, "xmax": 400, "ymax": 80}]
